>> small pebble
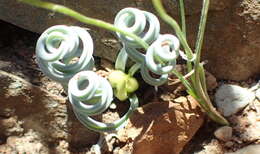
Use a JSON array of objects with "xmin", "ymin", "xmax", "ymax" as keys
[
  {"xmin": 109, "ymin": 103, "xmax": 117, "ymax": 109},
  {"xmin": 250, "ymin": 81, "xmax": 260, "ymax": 100},
  {"xmin": 225, "ymin": 141, "xmax": 234, "ymax": 148},
  {"xmin": 174, "ymin": 96, "xmax": 187, "ymax": 103},
  {"xmin": 206, "ymin": 72, "xmax": 218, "ymax": 91},
  {"xmin": 256, "ymin": 89, "xmax": 260, "ymax": 100},
  {"xmin": 215, "ymin": 84, "xmax": 255, "ymax": 116},
  {"xmin": 214, "ymin": 126, "xmax": 233, "ymax": 141}
]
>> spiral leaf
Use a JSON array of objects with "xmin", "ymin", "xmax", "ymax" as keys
[
  {"xmin": 145, "ymin": 34, "xmax": 180, "ymax": 75},
  {"xmin": 68, "ymin": 71, "xmax": 139, "ymax": 132},
  {"xmin": 139, "ymin": 34, "xmax": 179, "ymax": 86},
  {"xmin": 36, "ymin": 25, "xmax": 94, "ymax": 87},
  {"xmin": 114, "ymin": 8, "xmax": 160, "ymax": 48},
  {"xmin": 114, "ymin": 8, "xmax": 160, "ymax": 64},
  {"xmin": 140, "ymin": 63, "xmax": 169, "ymax": 86}
]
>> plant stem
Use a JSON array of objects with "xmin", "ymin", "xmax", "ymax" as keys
[
  {"xmin": 194, "ymin": 0, "xmax": 209, "ymax": 68},
  {"xmin": 178, "ymin": 0, "xmax": 186, "ymax": 38},
  {"xmin": 152, "ymin": 0, "xmax": 193, "ymax": 72},
  {"xmin": 128, "ymin": 63, "xmax": 141, "ymax": 77},
  {"xmin": 172, "ymin": 70, "xmax": 194, "ymax": 95},
  {"xmin": 154, "ymin": 0, "xmax": 229, "ymax": 125},
  {"xmin": 194, "ymin": 66, "xmax": 229, "ymax": 125},
  {"xmin": 18, "ymin": 0, "xmax": 149, "ymax": 49},
  {"xmin": 192, "ymin": 0, "xmax": 229, "ymax": 125},
  {"xmin": 115, "ymin": 48, "xmax": 128, "ymax": 72}
]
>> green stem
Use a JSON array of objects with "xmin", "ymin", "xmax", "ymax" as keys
[
  {"xmin": 198, "ymin": 64, "xmax": 208, "ymax": 93},
  {"xmin": 18, "ymin": 0, "xmax": 149, "ymax": 49},
  {"xmin": 154, "ymin": 0, "xmax": 229, "ymax": 125},
  {"xmin": 194, "ymin": 69, "xmax": 229, "ymax": 125},
  {"xmin": 194, "ymin": 0, "xmax": 209, "ymax": 68},
  {"xmin": 172, "ymin": 70, "xmax": 194, "ymax": 95},
  {"xmin": 194, "ymin": 0, "xmax": 229, "ymax": 125},
  {"xmin": 152, "ymin": 0, "xmax": 193, "ymax": 72},
  {"xmin": 115, "ymin": 48, "xmax": 128, "ymax": 72},
  {"xmin": 128, "ymin": 63, "xmax": 141, "ymax": 77},
  {"xmin": 178, "ymin": 0, "xmax": 186, "ymax": 38},
  {"xmin": 193, "ymin": 64, "xmax": 229, "ymax": 125}
]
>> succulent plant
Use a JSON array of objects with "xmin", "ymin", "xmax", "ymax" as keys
[{"xmin": 21, "ymin": 0, "xmax": 229, "ymax": 130}]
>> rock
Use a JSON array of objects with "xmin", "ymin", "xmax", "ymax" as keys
[
  {"xmin": 0, "ymin": 144, "xmax": 13, "ymax": 154},
  {"xmin": 214, "ymin": 126, "xmax": 233, "ymax": 141},
  {"xmin": 0, "ymin": 0, "xmax": 259, "ymax": 80},
  {"xmin": 174, "ymin": 96, "xmax": 187, "ymax": 103},
  {"xmin": 199, "ymin": 0, "xmax": 260, "ymax": 80},
  {"xmin": 4, "ymin": 131, "xmax": 49, "ymax": 154},
  {"xmin": 230, "ymin": 100, "xmax": 260, "ymax": 143},
  {"xmin": 195, "ymin": 139, "xmax": 224, "ymax": 154},
  {"xmin": 0, "ymin": 70, "xmax": 99, "ymax": 153},
  {"xmin": 224, "ymin": 141, "xmax": 234, "ymax": 148},
  {"xmin": 117, "ymin": 95, "xmax": 204, "ymax": 154},
  {"xmin": 0, "ymin": 116, "xmax": 24, "ymax": 137},
  {"xmin": 256, "ymin": 88, "xmax": 260, "ymax": 100},
  {"xmin": 0, "ymin": 0, "xmax": 223, "ymax": 34},
  {"xmin": 187, "ymin": 0, "xmax": 260, "ymax": 81},
  {"xmin": 215, "ymin": 84, "xmax": 255, "ymax": 116},
  {"xmin": 200, "ymin": 0, "xmax": 260, "ymax": 80},
  {"xmin": 250, "ymin": 81, "xmax": 260, "ymax": 99},
  {"xmin": 206, "ymin": 71, "xmax": 218, "ymax": 91},
  {"xmin": 226, "ymin": 144, "xmax": 260, "ymax": 154},
  {"xmin": 56, "ymin": 140, "xmax": 70, "ymax": 154}
]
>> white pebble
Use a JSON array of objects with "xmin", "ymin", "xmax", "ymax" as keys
[
  {"xmin": 215, "ymin": 84, "xmax": 255, "ymax": 117},
  {"xmin": 256, "ymin": 89, "xmax": 260, "ymax": 100}
]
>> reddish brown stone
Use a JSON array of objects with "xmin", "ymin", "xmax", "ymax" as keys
[{"xmin": 118, "ymin": 96, "xmax": 204, "ymax": 154}]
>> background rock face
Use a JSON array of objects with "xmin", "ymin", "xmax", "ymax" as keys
[
  {"xmin": 0, "ymin": 0, "xmax": 259, "ymax": 80},
  {"xmin": 198, "ymin": 0, "xmax": 260, "ymax": 81}
]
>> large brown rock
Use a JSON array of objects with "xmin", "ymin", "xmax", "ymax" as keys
[
  {"xmin": 117, "ymin": 96, "xmax": 205, "ymax": 154},
  {"xmin": 199, "ymin": 0, "xmax": 260, "ymax": 81},
  {"xmin": 0, "ymin": 0, "xmax": 259, "ymax": 80}
]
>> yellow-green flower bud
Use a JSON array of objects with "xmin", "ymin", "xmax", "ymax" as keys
[{"xmin": 108, "ymin": 70, "xmax": 139, "ymax": 101}]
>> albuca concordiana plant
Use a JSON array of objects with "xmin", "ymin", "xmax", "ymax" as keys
[
  {"xmin": 35, "ymin": 24, "xmax": 140, "ymax": 132},
  {"xmin": 20, "ymin": 0, "xmax": 229, "ymax": 136}
]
